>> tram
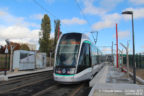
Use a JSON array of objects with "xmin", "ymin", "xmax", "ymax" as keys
[{"xmin": 53, "ymin": 32, "xmax": 104, "ymax": 83}]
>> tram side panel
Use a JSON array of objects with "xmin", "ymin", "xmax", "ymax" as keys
[{"xmin": 75, "ymin": 42, "xmax": 92, "ymax": 81}]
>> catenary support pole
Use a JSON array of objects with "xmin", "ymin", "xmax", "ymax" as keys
[{"xmin": 116, "ymin": 24, "xmax": 119, "ymax": 68}]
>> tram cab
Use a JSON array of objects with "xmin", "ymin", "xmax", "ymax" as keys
[{"xmin": 53, "ymin": 33, "xmax": 103, "ymax": 83}]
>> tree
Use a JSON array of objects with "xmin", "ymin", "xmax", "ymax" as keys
[
  {"xmin": 20, "ymin": 44, "xmax": 30, "ymax": 51},
  {"xmin": 49, "ymin": 38, "xmax": 55, "ymax": 51},
  {"xmin": 39, "ymin": 14, "xmax": 51, "ymax": 56},
  {"xmin": 54, "ymin": 20, "xmax": 62, "ymax": 49}
]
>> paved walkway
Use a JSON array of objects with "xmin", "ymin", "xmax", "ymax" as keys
[{"xmin": 89, "ymin": 64, "xmax": 144, "ymax": 96}]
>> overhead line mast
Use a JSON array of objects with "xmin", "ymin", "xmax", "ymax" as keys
[{"xmin": 91, "ymin": 31, "xmax": 98, "ymax": 45}]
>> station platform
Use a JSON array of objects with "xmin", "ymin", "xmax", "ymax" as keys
[
  {"xmin": 89, "ymin": 64, "xmax": 144, "ymax": 96},
  {"xmin": 0, "ymin": 67, "xmax": 53, "ymax": 81}
]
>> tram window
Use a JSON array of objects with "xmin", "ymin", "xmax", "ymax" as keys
[
  {"xmin": 77, "ymin": 43, "xmax": 90, "ymax": 73},
  {"xmin": 85, "ymin": 43, "xmax": 90, "ymax": 67},
  {"xmin": 97, "ymin": 50, "xmax": 100, "ymax": 64},
  {"xmin": 91, "ymin": 45, "xmax": 97, "ymax": 66},
  {"xmin": 56, "ymin": 33, "xmax": 81, "ymax": 67}
]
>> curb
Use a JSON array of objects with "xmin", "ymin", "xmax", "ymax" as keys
[{"xmin": 0, "ymin": 75, "xmax": 8, "ymax": 81}]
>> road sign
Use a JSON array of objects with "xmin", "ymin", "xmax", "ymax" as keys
[{"xmin": 5, "ymin": 47, "xmax": 8, "ymax": 54}]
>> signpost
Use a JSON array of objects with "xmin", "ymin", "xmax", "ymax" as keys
[{"xmin": 4, "ymin": 46, "xmax": 8, "ymax": 75}]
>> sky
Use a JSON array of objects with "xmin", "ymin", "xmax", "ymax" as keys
[{"xmin": 0, "ymin": 0, "xmax": 144, "ymax": 54}]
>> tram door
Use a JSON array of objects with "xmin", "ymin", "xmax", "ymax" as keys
[{"xmin": 77, "ymin": 42, "xmax": 91, "ymax": 73}]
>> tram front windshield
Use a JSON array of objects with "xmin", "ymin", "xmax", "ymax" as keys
[{"xmin": 56, "ymin": 33, "xmax": 81, "ymax": 67}]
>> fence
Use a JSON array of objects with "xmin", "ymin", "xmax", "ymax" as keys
[
  {"xmin": 123, "ymin": 54, "xmax": 144, "ymax": 69},
  {"xmin": 0, "ymin": 53, "xmax": 10, "ymax": 71}
]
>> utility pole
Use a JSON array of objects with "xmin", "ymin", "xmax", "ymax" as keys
[
  {"xmin": 116, "ymin": 24, "xmax": 119, "ymax": 68},
  {"xmin": 120, "ymin": 41, "xmax": 129, "ymax": 78},
  {"xmin": 5, "ymin": 39, "xmax": 16, "ymax": 72},
  {"xmin": 35, "ymin": 50, "xmax": 37, "ymax": 69},
  {"xmin": 50, "ymin": 52, "xmax": 52, "ymax": 67},
  {"xmin": 119, "ymin": 49, "xmax": 123, "ymax": 68},
  {"xmin": 10, "ymin": 46, "xmax": 15, "ymax": 72},
  {"xmin": 112, "ymin": 41, "xmax": 114, "ymax": 66}
]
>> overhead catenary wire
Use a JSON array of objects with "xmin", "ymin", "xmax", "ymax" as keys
[
  {"xmin": 33, "ymin": 0, "xmax": 57, "ymax": 19},
  {"xmin": 74, "ymin": 0, "xmax": 91, "ymax": 27},
  {"xmin": 33, "ymin": 0, "xmax": 68, "ymax": 32},
  {"xmin": 75, "ymin": 0, "xmax": 100, "ymax": 45}
]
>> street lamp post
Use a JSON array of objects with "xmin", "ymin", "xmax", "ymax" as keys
[{"xmin": 122, "ymin": 11, "xmax": 136, "ymax": 84}]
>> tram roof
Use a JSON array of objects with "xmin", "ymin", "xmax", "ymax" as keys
[{"xmin": 63, "ymin": 32, "xmax": 90, "ymax": 40}]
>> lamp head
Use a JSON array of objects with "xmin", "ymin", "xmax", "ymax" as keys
[
  {"xmin": 5, "ymin": 39, "xmax": 10, "ymax": 45},
  {"xmin": 122, "ymin": 11, "xmax": 133, "ymax": 15}
]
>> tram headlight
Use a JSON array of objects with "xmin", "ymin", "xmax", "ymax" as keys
[
  {"xmin": 67, "ymin": 68, "xmax": 75, "ymax": 74},
  {"xmin": 56, "ymin": 68, "xmax": 62, "ymax": 74}
]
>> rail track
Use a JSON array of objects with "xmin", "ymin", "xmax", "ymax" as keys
[
  {"xmin": 0, "ymin": 71, "xmax": 53, "ymax": 95},
  {"xmin": 0, "ymin": 71, "xmax": 53, "ymax": 86},
  {"xmin": 32, "ymin": 81, "xmax": 91, "ymax": 96},
  {"xmin": 0, "ymin": 70, "xmax": 91, "ymax": 96}
]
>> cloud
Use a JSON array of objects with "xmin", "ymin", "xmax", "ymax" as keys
[
  {"xmin": 92, "ymin": 13, "xmax": 121, "ymax": 30},
  {"xmin": 102, "ymin": 47, "xmax": 111, "ymax": 53},
  {"xmin": 0, "ymin": 10, "xmax": 24, "ymax": 25},
  {"xmin": 61, "ymin": 17, "xmax": 87, "ymax": 25},
  {"xmin": 82, "ymin": 0, "xmax": 106, "ymax": 15},
  {"xmin": 100, "ymin": 0, "xmax": 123, "ymax": 10},
  {"xmin": 0, "ymin": 26, "xmax": 39, "ymax": 39},
  {"xmin": 92, "ymin": 20, "xmax": 113, "ymax": 30},
  {"xmin": 0, "ymin": 9, "xmax": 41, "ymax": 48},
  {"xmin": 50, "ymin": 32, "xmax": 54, "ymax": 38},
  {"xmin": 113, "ymin": 30, "xmax": 130, "ymax": 39},
  {"xmin": 30, "ymin": 14, "xmax": 43, "ymax": 20},
  {"xmin": 122, "ymin": 8, "xmax": 144, "ymax": 20},
  {"xmin": 0, "ymin": 25, "xmax": 55, "ymax": 47},
  {"xmin": 0, "ymin": 10, "xmax": 39, "ymax": 28},
  {"xmin": 142, "ymin": 45, "xmax": 144, "ymax": 48},
  {"xmin": 129, "ymin": 0, "xmax": 144, "ymax": 5},
  {"xmin": 92, "ymin": 7, "xmax": 144, "ymax": 30},
  {"xmin": 0, "ymin": 10, "xmax": 7, "ymax": 16},
  {"xmin": 85, "ymin": 32, "xmax": 91, "ymax": 37},
  {"xmin": 0, "ymin": 25, "xmax": 40, "ymax": 45},
  {"xmin": 81, "ymin": 0, "xmax": 123, "ymax": 15},
  {"xmin": 0, "ymin": 40, "xmax": 6, "ymax": 46},
  {"xmin": 45, "ymin": 0, "xmax": 55, "ymax": 4}
]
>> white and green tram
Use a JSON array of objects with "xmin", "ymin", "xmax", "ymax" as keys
[{"xmin": 53, "ymin": 33, "xmax": 104, "ymax": 83}]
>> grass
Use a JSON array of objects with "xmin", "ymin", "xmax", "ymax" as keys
[
  {"xmin": 136, "ymin": 69, "xmax": 144, "ymax": 80},
  {"xmin": 123, "ymin": 62, "xmax": 144, "ymax": 80},
  {"xmin": 129, "ymin": 68, "xmax": 144, "ymax": 80}
]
